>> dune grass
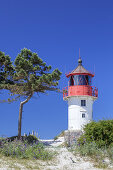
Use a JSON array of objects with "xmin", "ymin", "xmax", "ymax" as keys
[
  {"xmin": 69, "ymin": 139, "xmax": 113, "ymax": 169},
  {"xmin": 0, "ymin": 135, "xmax": 55, "ymax": 161},
  {"xmin": 71, "ymin": 120, "xmax": 113, "ymax": 169}
]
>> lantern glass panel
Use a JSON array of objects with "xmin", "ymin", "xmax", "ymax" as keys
[{"xmin": 73, "ymin": 75, "xmax": 92, "ymax": 85}]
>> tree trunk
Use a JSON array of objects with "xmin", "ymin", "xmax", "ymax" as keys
[{"xmin": 18, "ymin": 93, "xmax": 33, "ymax": 139}]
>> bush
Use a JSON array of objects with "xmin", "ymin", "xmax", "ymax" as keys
[
  {"xmin": 0, "ymin": 137, "xmax": 54, "ymax": 160},
  {"xmin": 4, "ymin": 135, "xmax": 38, "ymax": 144},
  {"xmin": 25, "ymin": 135, "xmax": 38, "ymax": 144},
  {"xmin": 78, "ymin": 120, "xmax": 113, "ymax": 147}
]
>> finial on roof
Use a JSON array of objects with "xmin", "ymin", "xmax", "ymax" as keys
[{"xmin": 78, "ymin": 48, "xmax": 82, "ymax": 65}]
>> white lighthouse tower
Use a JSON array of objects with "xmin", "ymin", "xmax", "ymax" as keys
[{"xmin": 63, "ymin": 55, "xmax": 98, "ymax": 132}]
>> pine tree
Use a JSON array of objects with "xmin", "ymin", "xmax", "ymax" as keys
[
  {"xmin": 0, "ymin": 51, "xmax": 14, "ymax": 96},
  {"xmin": 11, "ymin": 48, "xmax": 62, "ymax": 139}
]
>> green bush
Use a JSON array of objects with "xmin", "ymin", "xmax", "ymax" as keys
[
  {"xmin": 25, "ymin": 135, "xmax": 38, "ymax": 144},
  {"xmin": 0, "ymin": 138, "xmax": 54, "ymax": 160},
  {"xmin": 78, "ymin": 120, "xmax": 113, "ymax": 147},
  {"xmin": 5, "ymin": 135, "xmax": 38, "ymax": 144}
]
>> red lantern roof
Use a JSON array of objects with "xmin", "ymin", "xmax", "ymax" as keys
[{"xmin": 66, "ymin": 57, "xmax": 94, "ymax": 77}]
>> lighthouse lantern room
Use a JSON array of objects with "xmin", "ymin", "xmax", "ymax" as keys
[{"xmin": 63, "ymin": 55, "xmax": 98, "ymax": 131}]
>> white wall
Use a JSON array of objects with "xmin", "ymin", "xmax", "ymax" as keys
[{"xmin": 68, "ymin": 96, "xmax": 95, "ymax": 130}]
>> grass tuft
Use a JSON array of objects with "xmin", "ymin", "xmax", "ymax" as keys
[{"xmin": 71, "ymin": 141, "xmax": 113, "ymax": 169}]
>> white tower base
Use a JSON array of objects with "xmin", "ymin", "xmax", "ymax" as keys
[{"xmin": 66, "ymin": 95, "xmax": 96, "ymax": 131}]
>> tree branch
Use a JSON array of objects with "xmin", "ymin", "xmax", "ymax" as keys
[{"xmin": 20, "ymin": 92, "xmax": 33, "ymax": 105}]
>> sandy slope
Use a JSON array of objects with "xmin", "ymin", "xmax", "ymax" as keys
[
  {"xmin": 0, "ymin": 137, "xmax": 112, "ymax": 169},
  {"xmin": 40, "ymin": 137, "xmax": 104, "ymax": 170}
]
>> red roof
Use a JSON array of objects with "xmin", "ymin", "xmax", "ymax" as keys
[
  {"xmin": 71, "ymin": 65, "xmax": 91, "ymax": 74},
  {"xmin": 66, "ymin": 58, "xmax": 94, "ymax": 77}
]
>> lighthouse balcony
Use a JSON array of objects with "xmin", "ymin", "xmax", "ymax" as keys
[{"xmin": 63, "ymin": 85, "xmax": 98, "ymax": 99}]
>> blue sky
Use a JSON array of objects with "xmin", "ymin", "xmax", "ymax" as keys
[{"xmin": 0, "ymin": 0, "xmax": 113, "ymax": 139}]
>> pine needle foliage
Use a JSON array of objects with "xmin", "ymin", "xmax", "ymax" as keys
[
  {"xmin": 0, "ymin": 51, "xmax": 14, "ymax": 88},
  {"xmin": 12, "ymin": 48, "xmax": 61, "ymax": 96},
  {"xmin": 12, "ymin": 48, "xmax": 61, "ymax": 139},
  {"xmin": 0, "ymin": 51, "xmax": 14, "ymax": 103},
  {"xmin": 0, "ymin": 48, "xmax": 62, "ymax": 139}
]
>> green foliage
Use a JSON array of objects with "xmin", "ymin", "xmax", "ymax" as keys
[
  {"xmin": 4, "ymin": 135, "xmax": 38, "ymax": 144},
  {"xmin": 0, "ymin": 48, "xmax": 61, "ymax": 98},
  {"xmin": 78, "ymin": 120, "xmax": 113, "ymax": 147},
  {"xmin": 107, "ymin": 144, "xmax": 113, "ymax": 160},
  {"xmin": 73, "ymin": 142, "xmax": 109, "ymax": 169},
  {"xmin": 13, "ymin": 48, "xmax": 61, "ymax": 138},
  {"xmin": 54, "ymin": 131, "xmax": 64, "ymax": 140},
  {"xmin": 0, "ymin": 138, "xmax": 54, "ymax": 160},
  {"xmin": 0, "ymin": 51, "xmax": 14, "ymax": 93},
  {"xmin": 0, "ymin": 51, "xmax": 14, "ymax": 83},
  {"xmin": 58, "ymin": 131, "xmax": 65, "ymax": 137},
  {"xmin": 25, "ymin": 135, "xmax": 38, "ymax": 144},
  {"xmin": 12, "ymin": 48, "xmax": 62, "ymax": 96},
  {"xmin": 54, "ymin": 136, "xmax": 58, "ymax": 141},
  {"xmin": 0, "ymin": 51, "xmax": 16, "ymax": 102},
  {"xmin": 73, "ymin": 120, "xmax": 113, "ymax": 168},
  {"xmin": 0, "ymin": 48, "xmax": 61, "ymax": 138},
  {"xmin": 76, "ymin": 141, "xmax": 103, "ymax": 157},
  {"xmin": 54, "ymin": 130, "xmax": 65, "ymax": 141}
]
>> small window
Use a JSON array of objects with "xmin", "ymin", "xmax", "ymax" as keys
[
  {"xmin": 82, "ymin": 113, "xmax": 85, "ymax": 118},
  {"xmin": 81, "ymin": 100, "xmax": 86, "ymax": 106}
]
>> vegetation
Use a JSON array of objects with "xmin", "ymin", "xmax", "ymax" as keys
[
  {"xmin": 71, "ymin": 120, "xmax": 113, "ymax": 168},
  {"xmin": 54, "ymin": 130, "xmax": 65, "ymax": 141},
  {"xmin": 72, "ymin": 142, "xmax": 111, "ymax": 169},
  {"xmin": 0, "ymin": 135, "xmax": 54, "ymax": 160},
  {"xmin": 0, "ymin": 48, "xmax": 61, "ymax": 139},
  {"xmin": 0, "ymin": 51, "xmax": 14, "ymax": 84},
  {"xmin": 54, "ymin": 136, "xmax": 58, "ymax": 141},
  {"xmin": 78, "ymin": 120, "xmax": 113, "ymax": 147},
  {"xmin": 0, "ymin": 51, "xmax": 14, "ymax": 102},
  {"xmin": 1, "ymin": 135, "xmax": 38, "ymax": 144}
]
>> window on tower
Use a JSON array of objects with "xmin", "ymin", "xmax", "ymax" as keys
[
  {"xmin": 81, "ymin": 100, "xmax": 86, "ymax": 106},
  {"xmin": 82, "ymin": 113, "xmax": 85, "ymax": 118}
]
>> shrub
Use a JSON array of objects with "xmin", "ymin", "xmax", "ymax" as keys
[
  {"xmin": 4, "ymin": 135, "xmax": 38, "ymax": 144},
  {"xmin": 0, "ymin": 138, "xmax": 54, "ymax": 160},
  {"xmin": 78, "ymin": 120, "xmax": 113, "ymax": 147},
  {"xmin": 25, "ymin": 135, "xmax": 38, "ymax": 144}
]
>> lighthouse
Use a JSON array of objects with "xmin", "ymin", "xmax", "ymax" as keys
[{"xmin": 63, "ymin": 55, "xmax": 98, "ymax": 132}]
